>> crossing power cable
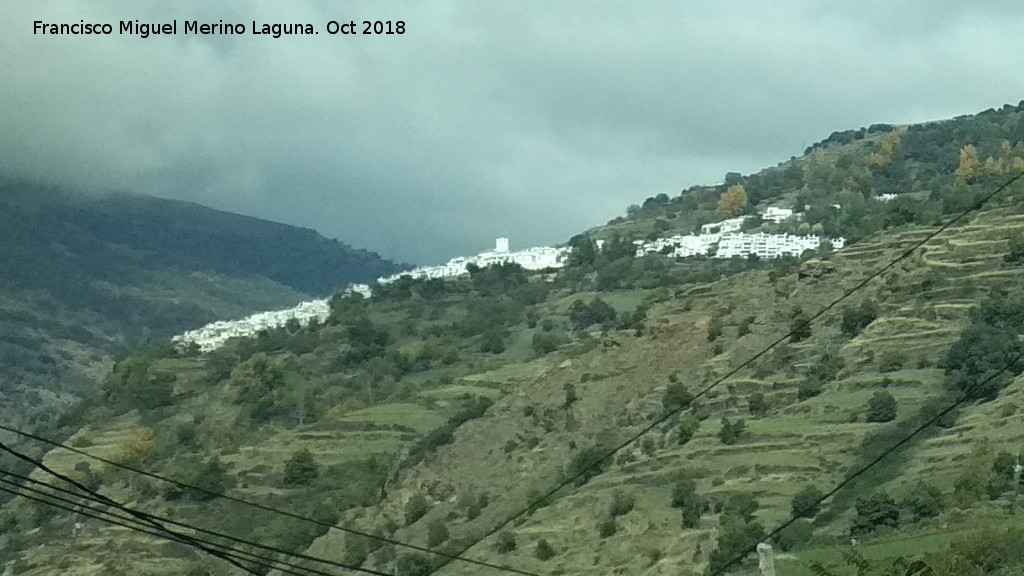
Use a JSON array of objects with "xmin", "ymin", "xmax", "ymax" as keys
[
  {"xmin": 0, "ymin": 469, "xmax": 396, "ymax": 576},
  {"xmin": 0, "ymin": 438, "xmax": 255, "ymax": 575},
  {"xmin": 0, "ymin": 423, "xmax": 544, "ymax": 576},
  {"xmin": 0, "ymin": 443, "xmax": 395, "ymax": 576},
  {"xmin": 706, "ymin": 350, "xmax": 1024, "ymax": 575},
  {"xmin": 0, "ymin": 481, "xmax": 328, "ymax": 576},
  {"xmin": 420, "ymin": 170, "xmax": 1024, "ymax": 576}
]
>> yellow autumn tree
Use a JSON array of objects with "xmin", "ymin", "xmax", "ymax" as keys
[
  {"xmin": 717, "ymin": 184, "xmax": 748, "ymax": 217},
  {"xmin": 956, "ymin": 144, "xmax": 980, "ymax": 183},
  {"xmin": 867, "ymin": 131, "xmax": 901, "ymax": 170}
]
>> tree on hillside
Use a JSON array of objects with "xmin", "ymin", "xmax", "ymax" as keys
[
  {"xmin": 569, "ymin": 298, "xmax": 617, "ymax": 331},
  {"xmin": 479, "ymin": 331, "xmax": 506, "ymax": 354},
  {"xmin": 850, "ymin": 492, "xmax": 899, "ymax": 536},
  {"xmin": 748, "ymin": 392, "xmax": 767, "ymax": 417},
  {"xmin": 1005, "ymin": 233, "xmax": 1024, "ymax": 265},
  {"xmin": 707, "ymin": 314, "xmax": 723, "ymax": 342},
  {"xmin": 671, "ymin": 478, "xmax": 708, "ymax": 528},
  {"xmin": 789, "ymin": 308, "xmax": 812, "ymax": 342},
  {"xmin": 841, "ymin": 299, "xmax": 878, "ymax": 337},
  {"xmin": 717, "ymin": 185, "xmax": 749, "ymax": 218},
  {"xmin": 567, "ymin": 234, "xmax": 597, "ymax": 267},
  {"xmin": 494, "ymin": 531, "xmax": 516, "ymax": 553},
  {"xmin": 426, "ymin": 519, "xmax": 449, "ymax": 548},
  {"xmin": 722, "ymin": 493, "xmax": 760, "ymax": 523},
  {"xmin": 707, "ymin": 513, "xmax": 766, "ymax": 574},
  {"xmin": 662, "ymin": 382, "xmax": 694, "ymax": 412},
  {"xmin": 900, "ymin": 482, "xmax": 943, "ymax": 522},
  {"xmin": 956, "ymin": 144, "xmax": 980, "ymax": 184},
  {"xmin": 283, "ymin": 448, "xmax": 320, "ymax": 487},
  {"xmin": 677, "ymin": 416, "xmax": 701, "ymax": 446},
  {"xmin": 943, "ymin": 293, "xmax": 1024, "ymax": 401},
  {"xmin": 718, "ymin": 417, "xmax": 746, "ymax": 445},
  {"xmin": 405, "ymin": 494, "xmax": 430, "ymax": 526},
  {"xmin": 186, "ymin": 457, "xmax": 233, "ymax": 501},
  {"xmin": 987, "ymin": 451, "xmax": 1017, "ymax": 499},
  {"xmin": 865, "ymin": 391, "xmax": 898, "ymax": 423},
  {"xmin": 563, "ymin": 382, "xmax": 578, "ymax": 410},
  {"xmin": 791, "ymin": 485, "xmax": 824, "ymax": 519},
  {"xmin": 534, "ymin": 539, "xmax": 556, "ymax": 561}
]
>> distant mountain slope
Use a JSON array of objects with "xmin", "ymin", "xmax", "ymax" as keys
[{"xmin": 0, "ymin": 179, "xmax": 405, "ymax": 433}]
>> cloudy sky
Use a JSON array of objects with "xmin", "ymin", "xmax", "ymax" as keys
[{"xmin": 3, "ymin": 1, "xmax": 1024, "ymax": 264}]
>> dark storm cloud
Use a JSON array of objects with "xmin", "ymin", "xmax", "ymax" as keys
[{"xmin": 3, "ymin": 1, "xmax": 1024, "ymax": 263}]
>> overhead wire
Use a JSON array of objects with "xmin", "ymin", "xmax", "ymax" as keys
[
  {"xmin": 0, "ymin": 481, "xmax": 326, "ymax": 576},
  {"xmin": 0, "ymin": 422, "xmax": 544, "ymax": 576},
  {"xmin": 0, "ymin": 442, "xmax": 395, "ymax": 576},
  {"xmin": 0, "ymin": 438, "xmax": 256, "ymax": 574}
]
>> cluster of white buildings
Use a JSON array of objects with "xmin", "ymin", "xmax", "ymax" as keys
[
  {"xmin": 173, "ymin": 299, "xmax": 330, "ymax": 353},
  {"xmin": 376, "ymin": 238, "xmax": 569, "ymax": 285},
  {"xmin": 173, "ymin": 238, "xmax": 569, "ymax": 352},
  {"xmin": 634, "ymin": 207, "xmax": 845, "ymax": 260},
  {"xmin": 173, "ymin": 210, "xmax": 847, "ymax": 352}
]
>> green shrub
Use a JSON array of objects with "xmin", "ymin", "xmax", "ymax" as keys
[
  {"xmin": 677, "ymin": 416, "xmax": 701, "ymax": 445},
  {"xmin": 775, "ymin": 519, "xmax": 813, "ymax": 552},
  {"xmin": 663, "ymin": 382, "xmax": 694, "ymax": 412},
  {"xmin": 494, "ymin": 531, "xmax": 516, "ymax": 553},
  {"xmin": 841, "ymin": 299, "xmax": 878, "ymax": 337},
  {"xmin": 901, "ymin": 482, "xmax": 944, "ymax": 522},
  {"xmin": 790, "ymin": 485, "xmax": 824, "ymax": 519},
  {"xmin": 722, "ymin": 493, "xmax": 759, "ymax": 522},
  {"xmin": 608, "ymin": 490, "xmax": 635, "ymax": 517},
  {"xmin": 479, "ymin": 332, "xmax": 506, "ymax": 354},
  {"xmin": 598, "ymin": 515, "xmax": 616, "ymax": 538},
  {"xmin": 798, "ymin": 380, "xmax": 823, "ymax": 401},
  {"xmin": 748, "ymin": 392, "xmax": 767, "ymax": 417},
  {"xmin": 850, "ymin": 492, "xmax": 899, "ymax": 536},
  {"xmin": 718, "ymin": 417, "xmax": 746, "ymax": 445},
  {"xmin": 534, "ymin": 538, "xmax": 556, "ymax": 561},
  {"xmin": 426, "ymin": 520, "xmax": 449, "ymax": 548},
  {"xmin": 671, "ymin": 478, "xmax": 708, "ymax": 528},
  {"xmin": 707, "ymin": 315, "xmax": 723, "ymax": 342},
  {"xmin": 707, "ymin": 516, "xmax": 766, "ymax": 574},
  {"xmin": 405, "ymin": 494, "xmax": 430, "ymax": 526},
  {"xmin": 789, "ymin": 309, "xmax": 812, "ymax": 342},
  {"xmin": 283, "ymin": 448, "xmax": 320, "ymax": 487},
  {"xmin": 865, "ymin": 391, "xmax": 898, "ymax": 423}
]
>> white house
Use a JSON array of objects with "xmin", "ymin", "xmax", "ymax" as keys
[{"xmin": 762, "ymin": 206, "xmax": 794, "ymax": 223}]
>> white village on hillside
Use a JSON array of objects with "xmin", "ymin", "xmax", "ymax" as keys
[{"xmin": 173, "ymin": 207, "xmax": 845, "ymax": 352}]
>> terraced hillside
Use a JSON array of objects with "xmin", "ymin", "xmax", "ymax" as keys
[
  {"xmin": 300, "ymin": 207, "xmax": 1024, "ymax": 576},
  {"xmin": 3, "ymin": 202, "xmax": 1020, "ymax": 576}
]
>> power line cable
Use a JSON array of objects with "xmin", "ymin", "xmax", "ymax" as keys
[
  {"xmin": 0, "ymin": 470, "xmax": 395, "ymax": 576},
  {"xmin": 0, "ymin": 480, "xmax": 326, "ymax": 576},
  {"xmin": 0, "ymin": 438, "xmax": 255, "ymax": 574},
  {"xmin": 0, "ymin": 469, "xmax": 402, "ymax": 576},
  {"xmin": 0, "ymin": 423, "xmax": 543, "ymax": 576},
  {"xmin": 421, "ymin": 171, "xmax": 1024, "ymax": 576},
  {"xmin": 0, "ymin": 443, "xmax": 394, "ymax": 576}
]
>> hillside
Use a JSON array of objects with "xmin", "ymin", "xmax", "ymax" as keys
[
  {"xmin": 0, "ymin": 179, "xmax": 404, "ymax": 438},
  {"xmin": 5, "ymin": 103, "xmax": 1024, "ymax": 576}
]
